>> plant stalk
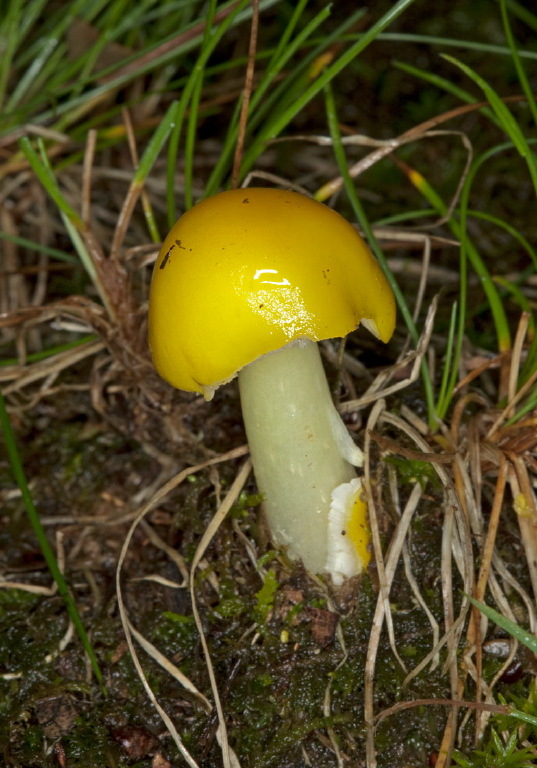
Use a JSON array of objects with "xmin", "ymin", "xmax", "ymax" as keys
[{"xmin": 238, "ymin": 339, "xmax": 358, "ymax": 574}]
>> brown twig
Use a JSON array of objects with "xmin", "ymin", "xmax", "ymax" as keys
[
  {"xmin": 82, "ymin": 130, "xmax": 97, "ymax": 226},
  {"xmin": 315, "ymin": 94, "xmax": 529, "ymax": 201},
  {"xmin": 373, "ymin": 697, "xmax": 510, "ymax": 730},
  {"xmin": 369, "ymin": 430, "xmax": 455, "ymax": 463},
  {"xmin": 470, "ymin": 456, "xmax": 508, "ymax": 741},
  {"xmin": 231, "ymin": 0, "xmax": 260, "ymax": 189}
]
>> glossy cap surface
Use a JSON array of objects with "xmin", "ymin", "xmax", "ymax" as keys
[{"xmin": 149, "ymin": 188, "xmax": 395, "ymax": 395}]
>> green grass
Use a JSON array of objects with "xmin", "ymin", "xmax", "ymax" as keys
[
  {"xmin": 0, "ymin": 388, "xmax": 105, "ymax": 692},
  {"xmin": 451, "ymin": 598, "xmax": 537, "ymax": 768}
]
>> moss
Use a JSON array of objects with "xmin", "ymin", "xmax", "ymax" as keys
[
  {"xmin": 62, "ymin": 718, "xmax": 120, "ymax": 766},
  {"xmin": 152, "ymin": 611, "xmax": 198, "ymax": 662},
  {"xmin": 0, "ymin": 590, "xmax": 67, "ymax": 673},
  {"xmin": 384, "ymin": 455, "xmax": 441, "ymax": 490},
  {"xmin": 18, "ymin": 725, "xmax": 44, "ymax": 765}
]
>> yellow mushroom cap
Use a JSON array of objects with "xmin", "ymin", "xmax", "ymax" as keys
[{"xmin": 149, "ymin": 188, "xmax": 395, "ymax": 395}]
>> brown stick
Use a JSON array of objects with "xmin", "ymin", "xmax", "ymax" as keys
[{"xmin": 231, "ymin": 0, "xmax": 260, "ymax": 189}]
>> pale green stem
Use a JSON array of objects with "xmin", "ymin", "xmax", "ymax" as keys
[{"xmin": 238, "ymin": 338, "xmax": 358, "ymax": 574}]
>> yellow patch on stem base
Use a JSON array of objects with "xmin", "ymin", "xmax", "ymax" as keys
[{"xmin": 346, "ymin": 491, "xmax": 371, "ymax": 569}]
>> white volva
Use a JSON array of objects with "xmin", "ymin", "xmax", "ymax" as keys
[{"xmin": 326, "ymin": 478, "xmax": 366, "ymax": 585}]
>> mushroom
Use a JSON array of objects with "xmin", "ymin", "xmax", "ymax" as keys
[{"xmin": 149, "ymin": 188, "xmax": 395, "ymax": 583}]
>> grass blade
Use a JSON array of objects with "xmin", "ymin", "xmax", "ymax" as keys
[
  {"xmin": 203, "ymin": 1, "xmax": 335, "ymax": 196},
  {"xmin": 0, "ymin": 388, "xmax": 106, "ymax": 692},
  {"xmin": 184, "ymin": 0, "xmax": 218, "ymax": 209},
  {"xmin": 322, "ymin": 80, "xmax": 437, "ymax": 426},
  {"xmin": 19, "ymin": 137, "xmax": 82, "ymax": 227},
  {"xmin": 392, "ymin": 60, "xmax": 500, "ymax": 127},
  {"xmin": 467, "ymin": 595, "xmax": 537, "ymax": 655},
  {"xmin": 242, "ymin": 0, "xmax": 418, "ymax": 174},
  {"xmin": 500, "ymin": 0, "xmax": 537, "ymax": 126},
  {"xmin": 435, "ymin": 301, "xmax": 458, "ymax": 419},
  {"xmin": 398, "ymin": 160, "xmax": 512, "ymax": 418},
  {"xmin": 165, "ymin": 0, "xmax": 252, "ymax": 223},
  {"xmin": 442, "ymin": 53, "xmax": 537, "ymax": 192}
]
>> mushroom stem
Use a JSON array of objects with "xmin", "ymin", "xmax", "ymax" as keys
[{"xmin": 238, "ymin": 338, "xmax": 361, "ymax": 575}]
